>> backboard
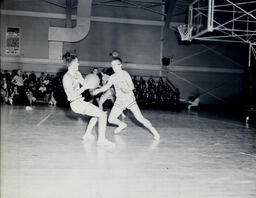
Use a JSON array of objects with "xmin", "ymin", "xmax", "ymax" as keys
[
  {"xmin": 188, "ymin": 0, "xmax": 214, "ymax": 40},
  {"xmin": 187, "ymin": 0, "xmax": 256, "ymax": 43}
]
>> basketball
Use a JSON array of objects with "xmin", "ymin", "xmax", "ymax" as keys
[{"xmin": 84, "ymin": 73, "xmax": 100, "ymax": 89}]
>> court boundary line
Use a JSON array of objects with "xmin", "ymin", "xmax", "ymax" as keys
[{"xmin": 36, "ymin": 111, "xmax": 54, "ymax": 126}]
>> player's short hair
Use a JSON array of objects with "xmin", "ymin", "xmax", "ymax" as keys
[
  {"xmin": 102, "ymin": 67, "xmax": 114, "ymax": 76},
  {"xmin": 62, "ymin": 52, "xmax": 77, "ymax": 66},
  {"xmin": 112, "ymin": 57, "xmax": 122, "ymax": 63}
]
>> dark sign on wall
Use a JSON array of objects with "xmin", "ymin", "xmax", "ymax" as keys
[{"xmin": 6, "ymin": 27, "xmax": 20, "ymax": 55}]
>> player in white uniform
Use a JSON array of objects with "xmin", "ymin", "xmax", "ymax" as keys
[
  {"xmin": 98, "ymin": 68, "xmax": 126, "ymax": 120},
  {"xmin": 93, "ymin": 58, "xmax": 160, "ymax": 140},
  {"xmin": 98, "ymin": 69, "xmax": 115, "ymax": 110},
  {"xmin": 62, "ymin": 53, "xmax": 115, "ymax": 146}
]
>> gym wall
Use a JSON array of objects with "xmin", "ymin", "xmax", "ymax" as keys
[
  {"xmin": 0, "ymin": 0, "xmax": 163, "ymax": 75},
  {"xmin": 0, "ymin": 0, "xmax": 248, "ymax": 105}
]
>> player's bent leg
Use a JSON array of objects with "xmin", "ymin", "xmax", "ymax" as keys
[
  {"xmin": 121, "ymin": 112, "xmax": 126, "ymax": 120},
  {"xmin": 109, "ymin": 95, "xmax": 126, "ymax": 120},
  {"xmin": 108, "ymin": 105, "xmax": 127, "ymax": 134},
  {"xmin": 129, "ymin": 104, "xmax": 160, "ymax": 140},
  {"xmin": 99, "ymin": 94, "xmax": 108, "ymax": 110},
  {"xmin": 82, "ymin": 117, "xmax": 97, "ymax": 141},
  {"xmin": 80, "ymin": 102, "xmax": 115, "ymax": 146}
]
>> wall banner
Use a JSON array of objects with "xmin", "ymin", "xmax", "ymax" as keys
[{"xmin": 6, "ymin": 27, "xmax": 21, "ymax": 55}]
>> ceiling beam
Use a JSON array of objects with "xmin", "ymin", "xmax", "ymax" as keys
[{"xmin": 39, "ymin": 0, "xmax": 66, "ymax": 9}]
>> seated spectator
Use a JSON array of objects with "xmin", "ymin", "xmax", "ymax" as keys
[
  {"xmin": 138, "ymin": 77, "xmax": 147, "ymax": 91},
  {"xmin": 39, "ymin": 72, "xmax": 47, "ymax": 84},
  {"xmin": 136, "ymin": 77, "xmax": 147, "ymax": 105},
  {"xmin": 132, "ymin": 76, "xmax": 139, "ymax": 88},
  {"xmin": 27, "ymin": 80, "xmax": 37, "ymax": 95},
  {"xmin": 147, "ymin": 76, "xmax": 157, "ymax": 98},
  {"xmin": 188, "ymin": 96, "xmax": 200, "ymax": 110},
  {"xmin": 34, "ymin": 73, "xmax": 50, "ymax": 102},
  {"xmin": 0, "ymin": 76, "xmax": 9, "ymax": 104},
  {"xmin": 47, "ymin": 74, "xmax": 57, "ymax": 105},
  {"xmin": 91, "ymin": 67, "xmax": 101, "ymax": 85},
  {"xmin": 148, "ymin": 76, "xmax": 155, "ymax": 86},
  {"xmin": 92, "ymin": 67, "xmax": 99, "ymax": 75},
  {"xmin": 158, "ymin": 77, "xmax": 164, "ymax": 85},
  {"xmin": 11, "ymin": 69, "xmax": 33, "ymax": 110},
  {"xmin": 48, "ymin": 91, "xmax": 57, "ymax": 106},
  {"xmin": 8, "ymin": 86, "xmax": 18, "ymax": 105},
  {"xmin": 29, "ymin": 71, "xmax": 37, "ymax": 83},
  {"xmin": 51, "ymin": 73, "xmax": 68, "ymax": 107},
  {"xmin": 0, "ymin": 70, "xmax": 3, "ymax": 80},
  {"xmin": 22, "ymin": 71, "xmax": 28, "ymax": 81},
  {"xmin": 38, "ymin": 83, "xmax": 47, "ymax": 94},
  {"xmin": 132, "ymin": 76, "xmax": 140, "ymax": 100},
  {"xmin": 4, "ymin": 70, "xmax": 11, "ymax": 85},
  {"xmin": 188, "ymin": 89, "xmax": 200, "ymax": 110},
  {"xmin": 25, "ymin": 87, "xmax": 36, "ymax": 106}
]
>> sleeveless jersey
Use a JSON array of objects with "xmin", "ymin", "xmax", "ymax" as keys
[
  {"xmin": 109, "ymin": 70, "xmax": 134, "ymax": 100},
  {"xmin": 63, "ymin": 71, "xmax": 83, "ymax": 102}
]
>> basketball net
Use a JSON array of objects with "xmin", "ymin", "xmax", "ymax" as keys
[{"xmin": 178, "ymin": 24, "xmax": 193, "ymax": 41}]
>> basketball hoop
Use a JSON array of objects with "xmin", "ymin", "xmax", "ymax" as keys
[{"xmin": 178, "ymin": 24, "xmax": 193, "ymax": 41}]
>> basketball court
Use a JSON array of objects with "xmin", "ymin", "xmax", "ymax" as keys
[{"xmin": 1, "ymin": 104, "xmax": 256, "ymax": 198}]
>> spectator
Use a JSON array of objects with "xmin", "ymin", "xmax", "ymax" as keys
[
  {"xmin": 137, "ymin": 77, "xmax": 147, "ymax": 106},
  {"xmin": 4, "ymin": 70, "xmax": 11, "ymax": 85},
  {"xmin": 188, "ymin": 89, "xmax": 200, "ymax": 110},
  {"xmin": 8, "ymin": 86, "xmax": 17, "ymax": 105},
  {"xmin": 0, "ymin": 76, "xmax": 8, "ymax": 104},
  {"xmin": 92, "ymin": 67, "xmax": 102, "ymax": 83},
  {"xmin": 39, "ymin": 72, "xmax": 47, "ymax": 84},
  {"xmin": 132, "ymin": 76, "xmax": 139, "ymax": 100},
  {"xmin": 29, "ymin": 71, "xmax": 37, "ymax": 83},
  {"xmin": 92, "ymin": 67, "xmax": 99, "ymax": 75},
  {"xmin": 11, "ymin": 69, "xmax": 17, "ymax": 79},
  {"xmin": 22, "ymin": 71, "xmax": 28, "ymax": 81},
  {"xmin": 188, "ymin": 96, "xmax": 200, "ymax": 110},
  {"xmin": 48, "ymin": 74, "xmax": 57, "ymax": 105},
  {"xmin": 11, "ymin": 69, "xmax": 24, "ymax": 87},
  {"xmin": 11, "ymin": 69, "xmax": 33, "ymax": 110},
  {"xmin": 0, "ymin": 70, "xmax": 4, "ymax": 80}
]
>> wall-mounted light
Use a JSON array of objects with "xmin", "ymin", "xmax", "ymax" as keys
[{"xmin": 109, "ymin": 51, "xmax": 119, "ymax": 58}]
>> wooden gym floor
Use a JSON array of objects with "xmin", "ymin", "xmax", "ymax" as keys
[{"xmin": 1, "ymin": 104, "xmax": 256, "ymax": 198}]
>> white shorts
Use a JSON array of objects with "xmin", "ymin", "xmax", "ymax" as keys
[
  {"xmin": 70, "ymin": 98, "xmax": 91, "ymax": 115},
  {"xmin": 114, "ymin": 94, "xmax": 137, "ymax": 110}
]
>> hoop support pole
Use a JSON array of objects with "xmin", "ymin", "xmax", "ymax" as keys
[
  {"xmin": 207, "ymin": 0, "xmax": 214, "ymax": 32},
  {"xmin": 249, "ymin": 42, "xmax": 252, "ymax": 68}
]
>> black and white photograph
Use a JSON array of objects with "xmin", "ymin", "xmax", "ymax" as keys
[{"xmin": 0, "ymin": 0, "xmax": 256, "ymax": 197}]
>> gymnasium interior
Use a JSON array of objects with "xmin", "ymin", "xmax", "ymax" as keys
[{"xmin": 1, "ymin": 0, "xmax": 256, "ymax": 198}]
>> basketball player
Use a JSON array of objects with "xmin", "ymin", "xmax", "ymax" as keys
[
  {"xmin": 98, "ymin": 68, "xmax": 126, "ymax": 120},
  {"xmin": 62, "ymin": 52, "xmax": 115, "ymax": 146},
  {"xmin": 93, "ymin": 58, "xmax": 160, "ymax": 140}
]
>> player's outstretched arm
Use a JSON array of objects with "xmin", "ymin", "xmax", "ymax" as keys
[{"xmin": 93, "ymin": 79, "xmax": 113, "ymax": 95}]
